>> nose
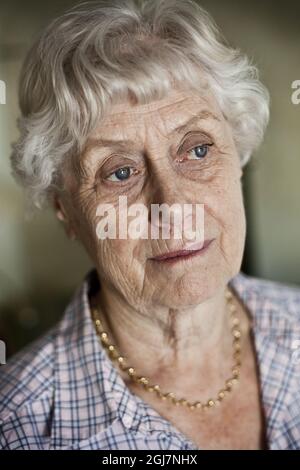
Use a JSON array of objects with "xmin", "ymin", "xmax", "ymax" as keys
[
  {"xmin": 149, "ymin": 168, "xmax": 181, "ymax": 208},
  {"xmin": 146, "ymin": 163, "xmax": 204, "ymax": 244}
]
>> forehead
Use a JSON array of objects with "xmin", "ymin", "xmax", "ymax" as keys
[{"xmin": 88, "ymin": 87, "xmax": 223, "ymax": 140}]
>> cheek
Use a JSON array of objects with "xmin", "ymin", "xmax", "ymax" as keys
[
  {"xmin": 66, "ymin": 194, "xmax": 101, "ymax": 262},
  {"xmin": 218, "ymin": 178, "xmax": 246, "ymax": 267},
  {"xmin": 91, "ymin": 207, "xmax": 144, "ymax": 276},
  {"xmin": 213, "ymin": 154, "xmax": 245, "ymax": 230},
  {"xmin": 65, "ymin": 179, "xmax": 143, "ymax": 276},
  {"xmin": 225, "ymin": 189, "xmax": 246, "ymax": 253},
  {"xmin": 92, "ymin": 238, "xmax": 146, "ymax": 295},
  {"xmin": 228, "ymin": 181, "xmax": 245, "ymax": 231},
  {"xmin": 101, "ymin": 239, "xmax": 134, "ymax": 265},
  {"xmin": 206, "ymin": 171, "xmax": 246, "ymax": 264}
]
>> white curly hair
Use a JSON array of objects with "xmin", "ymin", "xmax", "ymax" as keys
[{"xmin": 10, "ymin": 0, "xmax": 270, "ymax": 213}]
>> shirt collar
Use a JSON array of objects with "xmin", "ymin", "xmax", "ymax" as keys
[
  {"xmin": 229, "ymin": 272, "xmax": 300, "ymax": 449},
  {"xmin": 50, "ymin": 268, "xmax": 182, "ymax": 448},
  {"xmin": 50, "ymin": 268, "xmax": 300, "ymax": 449}
]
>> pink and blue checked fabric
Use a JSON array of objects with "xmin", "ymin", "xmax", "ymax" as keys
[{"xmin": 1, "ymin": 268, "xmax": 300, "ymax": 450}]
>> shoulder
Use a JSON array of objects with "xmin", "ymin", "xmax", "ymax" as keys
[
  {"xmin": 0, "ymin": 326, "xmax": 56, "ymax": 449},
  {"xmin": 235, "ymin": 271, "xmax": 300, "ymax": 301},
  {"xmin": 0, "ymin": 269, "xmax": 95, "ymax": 449},
  {"xmin": 0, "ymin": 328, "xmax": 55, "ymax": 419},
  {"xmin": 230, "ymin": 271, "xmax": 300, "ymax": 331}
]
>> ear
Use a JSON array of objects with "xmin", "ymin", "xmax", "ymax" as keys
[
  {"xmin": 53, "ymin": 193, "xmax": 67, "ymax": 222},
  {"xmin": 239, "ymin": 165, "xmax": 244, "ymax": 179},
  {"xmin": 53, "ymin": 193, "xmax": 77, "ymax": 241}
]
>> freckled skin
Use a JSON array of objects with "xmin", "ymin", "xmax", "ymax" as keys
[{"xmin": 54, "ymin": 85, "xmax": 266, "ymax": 449}]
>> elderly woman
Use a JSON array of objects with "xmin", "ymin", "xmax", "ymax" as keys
[{"xmin": 1, "ymin": 0, "xmax": 300, "ymax": 451}]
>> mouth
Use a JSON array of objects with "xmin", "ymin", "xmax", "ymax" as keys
[{"xmin": 149, "ymin": 238, "xmax": 215, "ymax": 264}]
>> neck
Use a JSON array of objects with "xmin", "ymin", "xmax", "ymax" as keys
[{"xmin": 91, "ymin": 275, "xmax": 250, "ymax": 397}]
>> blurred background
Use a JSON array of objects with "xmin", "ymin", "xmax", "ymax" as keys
[{"xmin": 0, "ymin": 0, "xmax": 299, "ymax": 359}]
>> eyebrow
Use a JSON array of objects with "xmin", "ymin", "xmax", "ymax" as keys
[{"xmin": 83, "ymin": 109, "xmax": 221, "ymax": 155}]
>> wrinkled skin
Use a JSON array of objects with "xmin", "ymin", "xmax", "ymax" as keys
[{"xmin": 54, "ymin": 83, "xmax": 249, "ymax": 390}]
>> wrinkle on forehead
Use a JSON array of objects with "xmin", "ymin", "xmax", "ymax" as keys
[
  {"xmin": 107, "ymin": 91, "xmax": 215, "ymax": 121},
  {"xmin": 87, "ymin": 88, "xmax": 223, "ymax": 143}
]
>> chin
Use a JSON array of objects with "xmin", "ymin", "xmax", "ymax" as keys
[{"xmin": 152, "ymin": 272, "xmax": 227, "ymax": 308}]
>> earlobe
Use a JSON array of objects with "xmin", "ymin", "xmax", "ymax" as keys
[
  {"xmin": 53, "ymin": 194, "xmax": 67, "ymax": 222},
  {"xmin": 68, "ymin": 229, "xmax": 77, "ymax": 241},
  {"xmin": 53, "ymin": 194, "xmax": 77, "ymax": 241}
]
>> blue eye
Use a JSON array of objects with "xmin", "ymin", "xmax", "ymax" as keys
[
  {"xmin": 188, "ymin": 144, "xmax": 211, "ymax": 160},
  {"xmin": 107, "ymin": 166, "xmax": 133, "ymax": 182}
]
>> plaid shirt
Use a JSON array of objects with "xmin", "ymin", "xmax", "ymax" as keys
[{"xmin": 1, "ymin": 268, "xmax": 300, "ymax": 450}]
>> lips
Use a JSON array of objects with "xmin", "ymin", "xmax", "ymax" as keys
[{"xmin": 150, "ymin": 239, "xmax": 214, "ymax": 261}]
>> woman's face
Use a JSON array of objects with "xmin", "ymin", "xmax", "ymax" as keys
[{"xmin": 59, "ymin": 85, "xmax": 246, "ymax": 308}]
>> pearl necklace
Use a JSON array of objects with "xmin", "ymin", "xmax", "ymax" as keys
[{"xmin": 91, "ymin": 287, "xmax": 242, "ymax": 411}]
